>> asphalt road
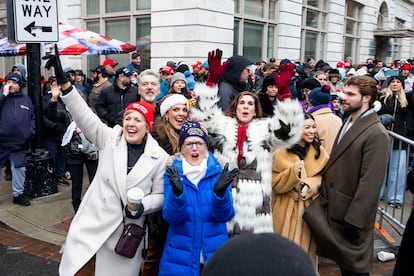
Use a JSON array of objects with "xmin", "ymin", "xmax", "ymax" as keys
[{"xmin": 0, "ymin": 245, "xmax": 59, "ymax": 276}]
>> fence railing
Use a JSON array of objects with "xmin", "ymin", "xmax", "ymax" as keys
[{"xmin": 376, "ymin": 131, "xmax": 414, "ymax": 241}]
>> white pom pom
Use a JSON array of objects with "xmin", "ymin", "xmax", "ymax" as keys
[{"xmin": 373, "ymin": 100, "xmax": 381, "ymax": 112}]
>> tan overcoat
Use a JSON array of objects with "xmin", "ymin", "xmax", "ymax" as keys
[{"xmin": 272, "ymin": 144, "xmax": 329, "ymax": 267}]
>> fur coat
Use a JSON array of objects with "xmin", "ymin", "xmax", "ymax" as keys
[
  {"xmin": 271, "ymin": 144, "xmax": 329, "ymax": 267},
  {"xmin": 191, "ymin": 83, "xmax": 303, "ymax": 235}
]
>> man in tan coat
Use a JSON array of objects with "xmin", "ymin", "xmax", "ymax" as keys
[
  {"xmin": 307, "ymin": 84, "xmax": 342, "ymax": 154},
  {"xmin": 310, "ymin": 76, "xmax": 390, "ymax": 275}
]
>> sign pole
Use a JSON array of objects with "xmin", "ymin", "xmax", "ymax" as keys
[{"xmin": 26, "ymin": 43, "xmax": 42, "ymax": 150}]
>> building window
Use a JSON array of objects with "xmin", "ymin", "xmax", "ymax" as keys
[
  {"xmin": 136, "ymin": 18, "xmax": 151, "ymax": 70},
  {"xmin": 83, "ymin": 1, "xmax": 151, "ymax": 72},
  {"xmin": 301, "ymin": 0, "xmax": 327, "ymax": 62},
  {"xmin": 106, "ymin": 0, "xmax": 130, "ymax": 13},
  {"xmin": 136, "ymin": 0, "xmax": 151, "ymax": 10},
  {"xmin": 343, "ymin": 1, "xmax": 362, "ymax": 62},
  {"xmin": 234, "ymin": 0, "xmax": 278, "ymax": 61},
  {"xmin": 86, "ymin": 0, "xmax": 99, "ymax": 15}
]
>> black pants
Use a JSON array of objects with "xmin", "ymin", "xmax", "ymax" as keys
[
  {"xmin": 393, "ymin": 208, "xmax": 414, "ymax": 276},
  {"xmin": 67, "ymin": 156, "xmax": 98, "ymax": 212}
]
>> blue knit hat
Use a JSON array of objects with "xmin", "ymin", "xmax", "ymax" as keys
[
  {"xmin": 6, "ymin": 73, "xmax": 22, "ymax": 86},
  {"xmin": 309, "ymin": 84, "xmax": 331, "ymax": 106},
  {"xmin": 179, "ymin": 121, "xmax": 209, "ymax": 148}
]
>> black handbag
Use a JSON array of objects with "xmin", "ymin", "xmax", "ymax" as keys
[
  {"xmin": 115, "ymin": 222, "xmax": 146, "ymax": 258},
  {"xmin": 115, "ymin": 200, "xmax": 146, "ymax": 258}
]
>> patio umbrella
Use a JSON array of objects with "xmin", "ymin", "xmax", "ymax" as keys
[{"xmin": 0, "ymin": 22, "xmax": 136, "ymax": 56}]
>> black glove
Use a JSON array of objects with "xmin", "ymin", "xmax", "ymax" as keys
[
  {"xmin": 344, "ymin": 222, "xmax": 360, "ymax": 241},
  {"xmin": 166, "ymin": 165, "xmax": 183, "ymax": 196},
  {"xmin": 214, "ymin": 163, "xmax": 239, "ymax": 197},
  {"xmin": 42, "ymin": 44, "xmax": 70, "ymax": 85},
  {"xmin": 274, "ymin": 120, "xmax": 291, "ymax": 140},
  {"xmin": 125, "ymin": 203, "xmax": 144, "ymax": 219}
]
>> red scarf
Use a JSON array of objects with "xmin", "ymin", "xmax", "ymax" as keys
[{"xmin": 237, "ymin": 125, "xmax": 248, "ymax": 165}]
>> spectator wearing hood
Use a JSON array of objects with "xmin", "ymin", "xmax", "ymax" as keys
[
  {"xmin": 0, "ymin": 73, "xmax": 35, "ymax": 206},
  {"xmin": 258, "ymin": 73, "xmax": 279, "ymax": 117},
  {"xmin": 217, "ymin": 55, "xmax": 255, "ymax": 111},
  {"xmin": 301, "ymin": 78, "xmax": 321, "ymax": 111},
  {"xmin": 175, "ymin": 62, "xmax": 196, "ymax": 91},
  {"xmin": 307, "ymin": 84, "xmax": 343, "ymax": 154},
  {"xmin": 8, "ymin": 63, "xmax": 28, "ymax": 95},
  {"xmin": 95, "ymin": 67, "xmax": 139, "ymax": 127}
]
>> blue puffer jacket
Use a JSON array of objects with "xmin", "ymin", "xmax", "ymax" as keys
[
  {"xmin": 0, "ymin": 90, "xmax": 35, "ymax": 167},
  {"xmin": 159, "ymin": 154, "xmax": 234, "ymax": 276}
]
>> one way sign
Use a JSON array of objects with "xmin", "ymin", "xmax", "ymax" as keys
[{"xmin": 12, "ymin": 0, "xmax": 59, "ymax": 43}]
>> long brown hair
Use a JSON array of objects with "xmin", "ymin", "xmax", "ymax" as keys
[{"xmin": 226, "ymin": 91, "xmax": 263, "ymax": 120}]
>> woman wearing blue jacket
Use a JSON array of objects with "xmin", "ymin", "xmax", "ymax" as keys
[{"xmin": 159, "ymin": 121, "xmax": 237, "ymax": 276}]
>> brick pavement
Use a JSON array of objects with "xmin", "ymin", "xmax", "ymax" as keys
[{"xmin": 0, "ymin": 224, "xmax": 397, "ymax": 276}]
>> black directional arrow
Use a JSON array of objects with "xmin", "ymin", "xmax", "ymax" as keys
[{"xmin": 24, "ymin": 21, "xmax": 52, "ymax": 37}]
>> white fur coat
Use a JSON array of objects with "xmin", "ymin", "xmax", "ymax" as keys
[{"xmin": 191, "ymin": 84, "xmax": 303, "ymax": 234}]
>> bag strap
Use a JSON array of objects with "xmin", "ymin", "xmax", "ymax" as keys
[{"xmin": 120, "ymin": 199, "xmax": 126, "ymax": 225}]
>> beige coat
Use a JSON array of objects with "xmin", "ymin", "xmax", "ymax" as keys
[
  {"xmin": 59, "ymin": 88, "xmax": 168, "ymax": 276},
  {"xmin": 310, "ymin": 107, "xmax": 342, "ymax": 154},
  {"xmin": 272, "ymin": 145, "xmax": 329, "ymax": 267}
]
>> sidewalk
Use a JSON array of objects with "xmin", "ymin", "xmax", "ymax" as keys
[{"xmin": 0, "ymin": 169, "xmax": 402, "ymax": 275}]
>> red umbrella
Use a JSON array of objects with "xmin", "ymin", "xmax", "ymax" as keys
[{"xmin": 0, "ymin": 22, "xmax": 136, "ymax": 56}]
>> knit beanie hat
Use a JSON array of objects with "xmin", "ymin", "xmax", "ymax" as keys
[
  {"xmin": 160, "ymin": 94, "xmax": 189, "ymax": 117},
  {"xmin": 170, "ymin": 72, "xmax": 187, "ymax": 86},
  {"xmin": 179, "ymin": 121, "xmax": 209, "ymax": 148},
  {"xmin": 124, "ymin": 101, "xmax": 155, "ymax": 131},
  {"xmin": 308, "ymin": 84, "xmax": 331, "ymax": 106},
  {"xmin": 6, "ymin": 73, "xmax": 22, "ymax": 86},
  {"xmin": 202, "ymin": 233, "xmax": 314, "ymax": 276},
  {"xmin": 261, "ymin": 74, "xmax": 277, "ymax": 92},
  {"xmin": 388, "ymin": 75, "xmax": 404, "ymax": 86},
  {"xmin": 302, "ymin": 78, "xmax": 321, "ymax": 91}
]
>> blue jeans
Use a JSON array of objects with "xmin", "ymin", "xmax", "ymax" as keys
[
  {"xmin": 0, "ymin": 153, "xmax": 26, "ymax": 197},
  {"xmin": 44, "ymin": 139, "xmax": 67, "ymax": 178},
  {"xmin": 380, "ymin": 149, "xmax": 407, "ymax": 204}
]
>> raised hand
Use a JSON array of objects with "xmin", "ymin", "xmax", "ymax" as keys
[
  {"xmin": 206, "ymin": 49, "xmax": 229, "ymax": 87},
  {"xmin": 42, "ymin": 44, "xmax": 69, "ymax": 85},
  {"xmin": 276, "ymin": 61, "xmax": 295, "ymax": 100},
  {"xmin": 214, "ymin": 163, "xmax": 238, "ymax": 197},
  {"xmin": 166, "ymin": 165, "xmax": 183, "ymax": 196}
]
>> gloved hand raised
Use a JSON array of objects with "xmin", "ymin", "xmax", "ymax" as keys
[
  {"xmin": 166, "ymin": 165, "xmax": 183, "ymax": 196},
  {"xmin": 42, "ymin": 44, "xmax": 70, "ymax": 86},
  {"xmin": 206, "ymin": 49, "xmax": 229, "ymax": 87},
  {"xmin": 276, "ymin": 61, "xmax": 295, "ymax": 100},
  {"xmin": 214, "ymin": 163, "xmax": 239, "ymax": 197}
]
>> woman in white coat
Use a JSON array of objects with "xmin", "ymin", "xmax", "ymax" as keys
[{"xmin": 43, "ymin": 48, "xmax": 169, "ymax": 276}]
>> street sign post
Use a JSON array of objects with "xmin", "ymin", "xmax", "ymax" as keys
[{"xmin": 12, "ymin": 0, "xmax": 59, "ymax": 43}]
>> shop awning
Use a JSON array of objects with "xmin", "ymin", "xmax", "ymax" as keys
[{"xmin": 374, "ymin": 28, "xmax": 414, "ymax": 38}]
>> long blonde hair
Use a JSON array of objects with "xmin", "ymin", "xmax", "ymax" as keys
[{"xmin": 380, "ymin": 84, "xmax": 408, "ymax": 108}]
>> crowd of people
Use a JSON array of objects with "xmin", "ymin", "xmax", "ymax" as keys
[{"xmin": 2, "ymin": 46, "xmax": 414, "ymax": 275}]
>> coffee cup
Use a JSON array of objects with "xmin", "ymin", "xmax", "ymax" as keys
[{"xmin": 127, "ymin": 187, "xmax": 144, "ymax": 213}]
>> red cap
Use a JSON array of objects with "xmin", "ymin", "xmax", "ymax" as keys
[
  {"xmin": 401, "ymin": 63, "xmax": 411, "ymax": 70},
  {"xmin": 160, "ymin": 66, "xmax": 175, "ymax": 75},
  {"xmin": 336, "ymin": 61, "xmax": 345, "ymax": 68},
  {"xmin": 191, "ymin": 61, "xmax": 202, "ymax": 69},
  {"xmin": 103, "ymin": 58, "xmax": 118, "ymax": 67},
  {"xmin": 344, "ymin": 62, "xmax": 351, "ymax": 68},
  {"xmin": 124, "ymin": 101, "xmax": 155, "ymax": 132}
]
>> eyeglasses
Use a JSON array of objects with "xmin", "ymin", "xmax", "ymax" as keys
[{"xmin": 183, "ymin": 141, "xmax": 205, "ymax": 149}]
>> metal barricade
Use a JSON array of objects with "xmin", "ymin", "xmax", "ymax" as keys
[{"xmin": 376, "ymin": 131, "xmax": 414, "ymax": 241}]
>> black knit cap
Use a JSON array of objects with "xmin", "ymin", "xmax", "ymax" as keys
[
  {"xmin": 302, "ymin": 78, "xmax": 321, "ymax": 90},
  {"xmin": 202, "ymin": 233, "xmax": 315, "ymax": 276},
  {"xmin": 261, "ymin": 74, "xmax": 277, "ymax": 92}
]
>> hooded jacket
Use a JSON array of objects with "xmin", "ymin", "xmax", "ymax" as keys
[
  {"xmin": 0, "ymin": 90, "xmax": 35, "ymax": 167},
  {"xmin": 218, "ymin": 55, "xmax": 253, "ymax": 111}
]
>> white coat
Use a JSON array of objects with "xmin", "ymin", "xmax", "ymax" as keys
[{"xmin": 58, "ymin": 88, "xmax": 168, "ymax": 276}]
